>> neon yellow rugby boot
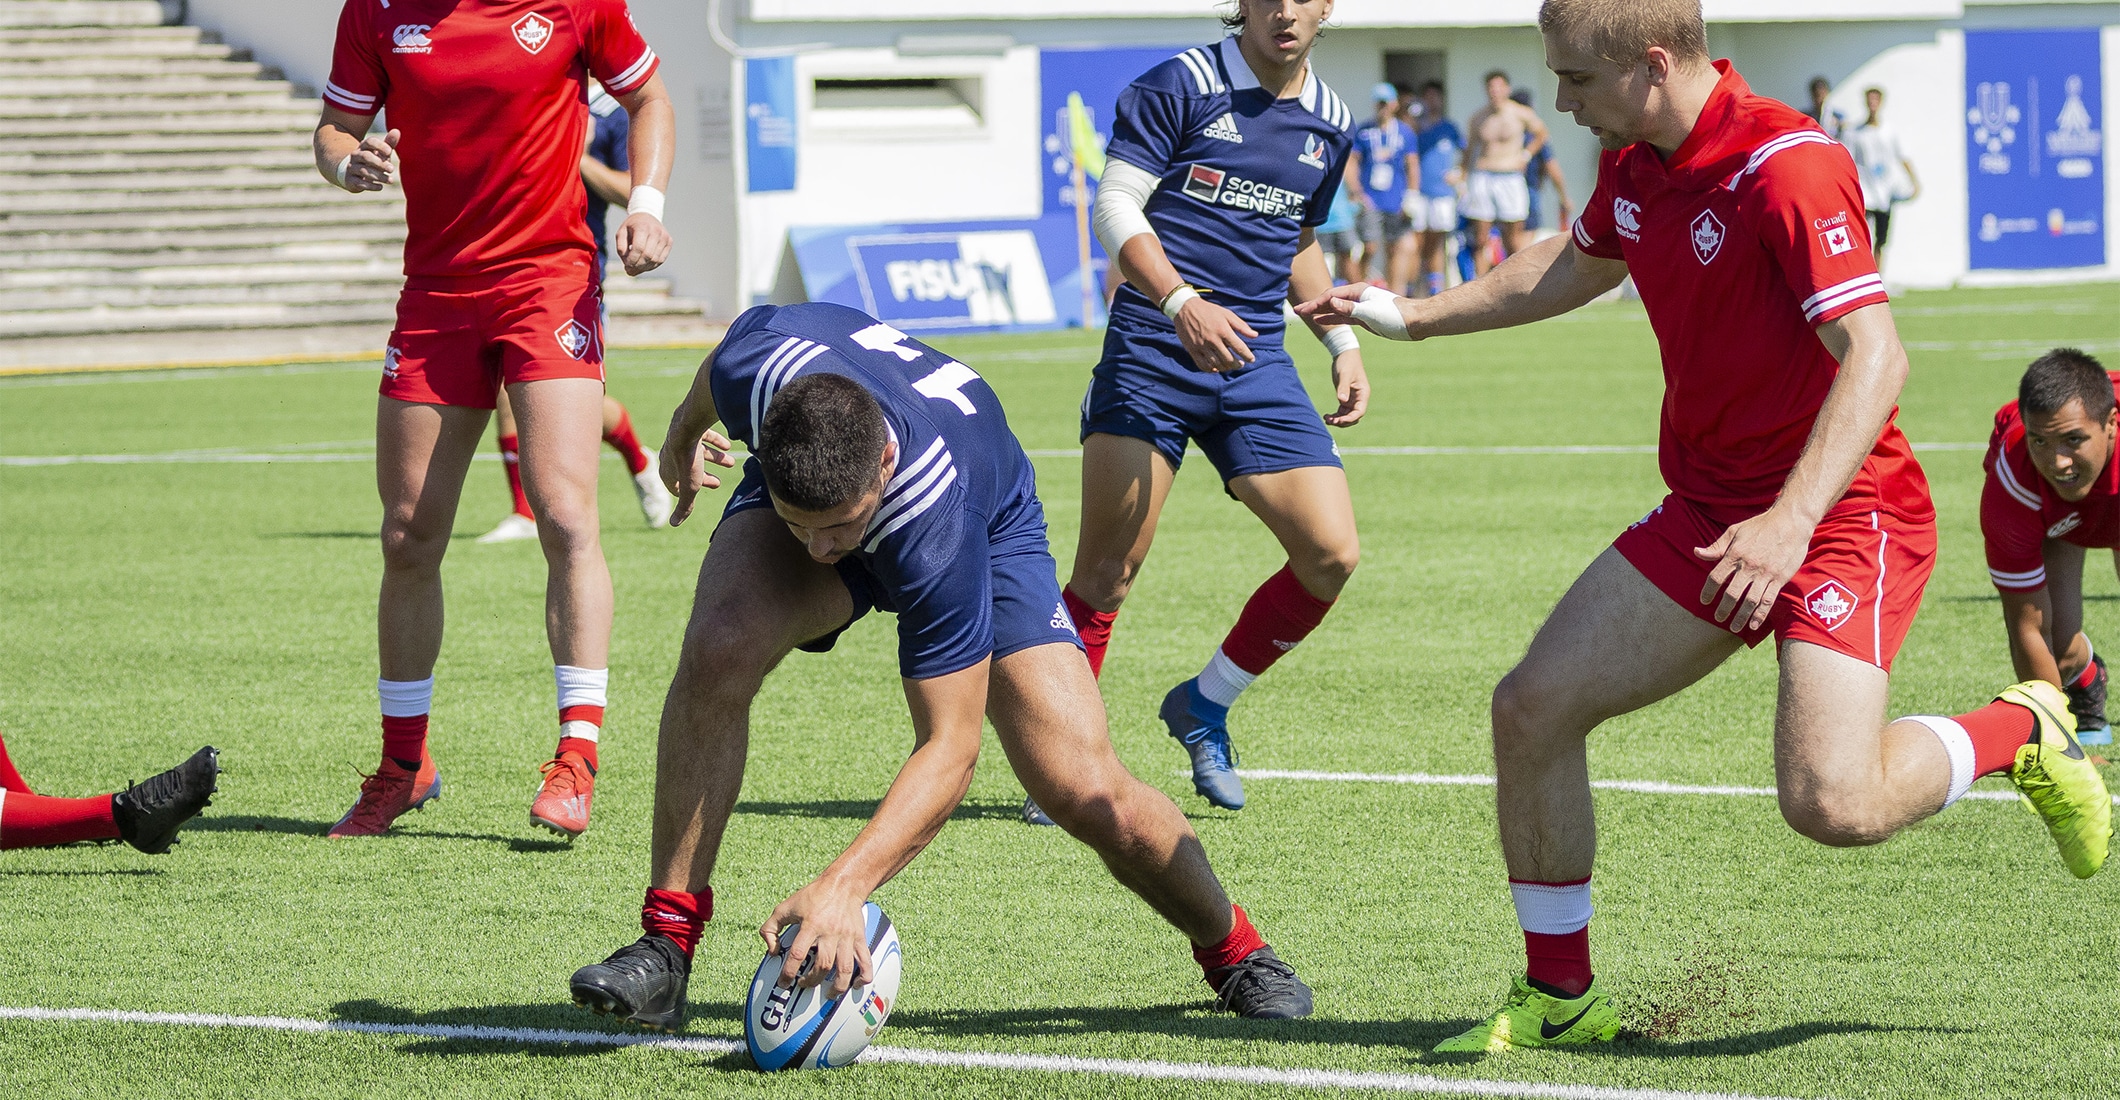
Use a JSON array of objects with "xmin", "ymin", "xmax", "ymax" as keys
[
  {"xmin": 1997, "ymin": 680, "xmax": 2112, "ymax": 879},
  {"xmin": 1434, "ymin": 975, "xmax": 1621, "ymax": 1053}
]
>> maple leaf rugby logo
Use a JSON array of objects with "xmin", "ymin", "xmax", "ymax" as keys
[
  {"xmin": 512, "ymin": 12, "xmax": 554, "ymax": 55},
  {"xmin": 554, "ymin": 319, "xmax": 592, "ymax": 360},
  {"xmin": 1805, "ymin": 580, "xmax": 1859, "ymax": 632},
  {"xmin": 1691, "ymin": 210, "xmax": 1725, "ymax": 264}
]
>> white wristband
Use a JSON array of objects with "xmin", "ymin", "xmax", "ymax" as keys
[
  {"xmin": 1320, "ymin": 324, "xmax": 1359, "ymax": 358},
  {"xmin": 1352, "ymin": 285, "xmax": 1411, "ymax": 341},
  {"xmin": 627, "ymin": 184, "xmax": 666, "ymax": 222},
  {"xmin": 1160, "ymin": 285, "xmax": 1200, "ymax": 320},
  {"xmin": 335, "ymin": 154, "xmax": 353, "ymax": 189}
]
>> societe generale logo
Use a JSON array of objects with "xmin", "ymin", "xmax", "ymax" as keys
[
  {"xmin": 512, "ymin": 12, "xmax": 555, "ymax": 54},
  {"xmin": 1613, "ymin": 197, "xmax": 1642, "ymax": 241}
]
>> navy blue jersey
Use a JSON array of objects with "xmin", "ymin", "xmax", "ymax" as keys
[
  {"xmin": 710, "ymin": 303, "xmax": 1037, "ymax": 680},
  {"xmin": 585, "ymin": 83, "xmax": 630, "ymax": 260},
  {"xmin": 1105, "ymin": 37, "xmax": 1354, "ymax": 333}
]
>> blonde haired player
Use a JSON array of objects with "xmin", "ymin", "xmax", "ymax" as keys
[{"xmin": 1303, "ymin": 0, "xmax": 2111, "ymax": 1052}]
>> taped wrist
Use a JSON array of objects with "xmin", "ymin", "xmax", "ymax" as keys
[
  {"xmin": 1352, "ymin": 285, "xmax": 1411, "ymax": 340},
  {"xmin": 1320, "ymin": 325, "xmax": 1359, "ymax": 358},
  {"xmin": 1159, "ymin": 284, "xmax": 1200, "ymax": 320},
  {"xmin": 335, "ymin": 154, "xmax": 353, "ymax": 189},
  {"xmin": 627, "ymin": 184, "xmax": 666, "ymax": 222}
]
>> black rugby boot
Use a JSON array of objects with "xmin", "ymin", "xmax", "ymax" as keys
[
  {"xmin": 571, "ymin": 934, "xmax": 691, "ymax": 1032},
  {"xmin": 112, "ymin": 746, "xmax": 219, "ymax": 855},
  {"xmin": 1206, "ymin": 945, "xmax": 1314, "ymax": 1019}
]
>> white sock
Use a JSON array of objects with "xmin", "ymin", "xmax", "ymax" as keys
[
  {"xmin": 1509, "ymin": 878, "xmax": 1592, "ymax": 934},
  {"xmin": 378, "ymin": 677, "xmax": 434, "ymax": 718},
  {"xmin": 556, "ymin": 665, "xmax": 608, "ymax": 743},
  {"xmin": 1905, "ymin": 715, "xmax": 1976, "ymax": 808},
  {"xmin": 1194, "ymin": 647, "xmax": 1257, "ymax": 709}
]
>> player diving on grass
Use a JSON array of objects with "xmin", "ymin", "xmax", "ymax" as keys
[
  {"xmin": 315, "ymin": 0, "xmax": 674, "ymax": 839},
  {"xmin": 1051, "ymin": 0, "xmax": 1367, "ymax": 819},
  {"xmin": 0, "ymin": 733, "xmax": 217, "ymax": 855},
  {"xmin": 566, "ymin": 302, "xmax": 1315, "ymax": 1031},
  {"xmin": 1982, "ymin": 351, "xmax": 2120, "ymax": 746},
  {"xmin": 1300, "ymin": 0, "xmax": 2113, "ymax": 1053}
]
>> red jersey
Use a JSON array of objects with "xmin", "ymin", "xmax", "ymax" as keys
[
  {"xmin": 1571, "ymin": 62, "xmax": 1929, "ymax": 521},
  {"xmin": 325, "ymin": 0, "xmax": 658, "ymax": 279},
  {"xmin": 1980, "ymin": 373, "xmax": 2120, "ymax": 590}
]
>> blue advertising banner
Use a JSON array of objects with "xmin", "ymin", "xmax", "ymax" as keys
[
  {"xmin": 745, "ymin": 56, "xmax": 797, "ymax": 194},
  {"xmin": 788, "ymin": 216, "xmax": 1086, "ymax": 334},
  {"xmin": 1966, "ymin": 29, "xmax": 2106, "ymax": 270},
  {"xmin": 1038, "ymin": 46, "xmax": 1186, "ymax": 220}
]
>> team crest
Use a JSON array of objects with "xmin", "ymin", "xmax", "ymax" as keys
[
  {"xmin": 1804, "ymin": 580, "xmax": 1859, "ymax": 632},
  {"xmin": 512, "ymin": 12, "xmax": 554, "ymax": 54},
  {"xmin": 1298, "ymin": 132, "xmax": 1329, "ymax": 169},
  {"xmin": 382, "ymin": 344, "xmax": 402, "ymax": 379},
  {"xmin": 554, "ymin": 319, "xmax": 592, "ymax": 360},
  {"xmin": 2049, "ymin": 513, "xmax": 2083, "ymax": 538},
  {"xmin": 1690, "ymin": 210, "xmax": 1725, "ymax": 264}
]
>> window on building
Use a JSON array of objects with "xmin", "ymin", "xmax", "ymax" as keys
[{"xmin": 810, "ymin": 76, "xmax": 984, "ymax": 133}]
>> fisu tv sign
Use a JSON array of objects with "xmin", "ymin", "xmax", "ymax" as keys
[{"xmin": 844, "ymin": 231, "xmax": 1058, "ymax": 330}]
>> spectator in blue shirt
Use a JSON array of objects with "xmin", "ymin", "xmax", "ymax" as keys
[
  {"xmin": 1345, "ymin": 82, "xmax": 1415, "ymax": 288},
  {"xmin": 1409, "ymin": 81, "xmax": 1463, "ymax": 298}
]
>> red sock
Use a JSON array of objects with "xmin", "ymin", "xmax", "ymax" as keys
[
  {"xmin": 381, "ymin": 715, "xmax": 427, "ymax": 769},
  {"xmin": 1524, "ymin": 928, "xmax": 1593, "ymax": 998},
  {"xmin": 1192, "ymin": 903, "xmax": 1268, "ymax": 988},
  {"xmin": 1955, "ymin": 699, "xmax": 2038, "ymax": 777},
  {"xmin": 499, "ymin": 433, "xmax": 533, "ymax": 519},
  {"xmin": 0, "ymin": 790, "xmax": 119, "ymax": 849},
  {"xmin": 1062, "ymin": 587, "xmax": 1117, "ymax": 679},
  {"xmin": 0, "ymin": 734, "xmax": 31, "ymax": 794},
  {"xmin": 559, "ymin": 705, "xmax": 602, "ymax": 771},
  {"xmin": 603, "ymin": 408, "xmax": 651, "ymax": 476},
  {"xmin": 642, "ymin": 886, "xmax": 712, "ymax": 958},
  {"xmin": 1218, "ymin": 564, "xmax": 1336, "ymax": 676},
  {"xmin": 557, "ymin": 735, "xmax": 599, "ymax": 773},
  {"xmin": 2075, "ymin": 663, "xmax": 2100, "ymax": 690}
]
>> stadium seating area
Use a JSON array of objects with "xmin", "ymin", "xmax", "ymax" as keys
[{"xmin": 0, "ymin": 0, "xmax": 713, "ymax": 371}]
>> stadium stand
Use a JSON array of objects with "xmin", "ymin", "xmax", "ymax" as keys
[{"xmin": 0, "ymin": 0, "xmax": 714, "ymax": 372}]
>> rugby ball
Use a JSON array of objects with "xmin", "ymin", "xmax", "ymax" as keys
[{"xmin": 744, "ymin": 901, "xmax": 902, "ymax": 1070}]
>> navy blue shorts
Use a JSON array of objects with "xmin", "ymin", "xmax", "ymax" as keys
[
  {"xmin": 1080, "ymin": 318, "xmax": 1341, "ymax": 485},
  {"xmin": 718, "ymin": 459, "xmax": 1083, "ymax": 664}
]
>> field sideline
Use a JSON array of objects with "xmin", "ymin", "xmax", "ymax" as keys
[{"xmin": 2, "ymin": 283, "xmax": 2116, "ymax": 1099}]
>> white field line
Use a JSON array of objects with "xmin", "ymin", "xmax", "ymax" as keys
[
  {"xmin": 1230, "ymin": 769, "xmax": 2115, "ymax": 806},
  {"xmin": 0, "ymin": 1005, "xmax": 1810, "ymax": 1100},
  {"xmin": 0, "ymin": 441, "xmax": 1991, "ymax": 467}
]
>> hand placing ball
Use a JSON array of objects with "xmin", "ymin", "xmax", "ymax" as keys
[{"xmin": 745, "ymin": 902, "xmax": 903, "ymax": 1071}]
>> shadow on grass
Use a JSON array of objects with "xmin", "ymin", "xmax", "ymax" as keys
[
  {"xmin": 259, "ymin": 531, "xmax": 374, "ymax": 540},
  {"xmin": 890, "ymin": 1002, "xmax": 1456, "ymax": 1051},
  {"xmin": 330, "ymin": 998, "xmax": 743, "ymax": 1061},
  {"xmin": 1413, "ymin": 1020, "xmax": 1961, "ymax": 1067},
  {"xmin": 0, "ymin": 867, "xmax": 161, "ymax": 877},
  {"xmin": 735, "ymin": 798, "xmax": 1024, "ymax": 823},
  {"xmin": 187, "ymin": 815, "xmax": 571, "ymax": 852}
]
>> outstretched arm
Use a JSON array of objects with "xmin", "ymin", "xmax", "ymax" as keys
[
  {"xmin": 759, "ymin": 660, "xmax": 987, "ymax": 996},
  {"xmin": 658, "ymin": 350, "xmax": 739, "ymax": 527},
  {"xmin": 1692, "ymin": 302, "xmax": 1910, "ymax": 630},
  {"xmin": 1294, "ymin": 233, "xmax": 1626, "ymax": 339}
]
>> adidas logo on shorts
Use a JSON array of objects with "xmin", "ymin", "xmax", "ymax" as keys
[
  {"xmin": 1204, "ymin": 113, "xmax": 1244, "ymax": 144},
  {"xmin": 1050, "ymin": 601, "xmax": 1075, "ymax": 631}
]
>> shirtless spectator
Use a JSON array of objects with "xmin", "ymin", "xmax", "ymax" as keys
[{"xmin": 1461, "ymin": 70, "xmax": 1549, "ymax": 275}]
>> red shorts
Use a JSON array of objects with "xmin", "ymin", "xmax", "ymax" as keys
[
  {"xmin": 381, "ymin": 258, "xmax": 604, "ymax": 410},
  {"xmin": 1614, "ymin": 494, "xmax": 1937, "ymax": 670}
]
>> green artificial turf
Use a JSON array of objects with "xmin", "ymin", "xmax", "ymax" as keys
[{"xmin": 1, "ymin": 282, "xmax": 2117, "ymax": 1099}]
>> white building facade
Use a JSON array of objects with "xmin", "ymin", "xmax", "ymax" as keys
[{"xmin": 188, "ymin": 0, "xmax": 2120, "ymax": 323}]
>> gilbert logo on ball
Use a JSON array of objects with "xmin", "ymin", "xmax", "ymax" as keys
[{"xmin": 745, "ymin": 902, "xmax": 903, "ymax": 1071}]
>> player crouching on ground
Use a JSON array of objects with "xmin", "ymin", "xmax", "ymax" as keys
[
  {"xmin": 0, "ymin": 732, "xmax": 217, "ymax": 854},
  {"xmin": 1301, "ymin": 0, "xmax": 2112, "ymax": 1053},
  {"xmin": 1983, "ymin": 350, "xmax": 2120, "ymax": 745},
  {"xmin": 566, "ymin": 303, "xmax": 1313, "ymax": 1031}
]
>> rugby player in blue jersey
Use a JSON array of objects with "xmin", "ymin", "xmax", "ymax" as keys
[
  {"xmin": 1056, "ymin": 0, "xmax": 1365, "ymax": 815},
  {"xmin": 565, "ymin": 303, "xmax": 1315, "ymax": 1031}
]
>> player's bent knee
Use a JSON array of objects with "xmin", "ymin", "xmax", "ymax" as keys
[
  {"xmin": 1779, "ymin": 790, "xmax": 1895, "ymax": 847},
  {"xmin": 1072, "ymin": 556, "xmax": 1141, "ymax": 610}
]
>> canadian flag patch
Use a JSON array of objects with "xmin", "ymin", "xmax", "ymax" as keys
[
  {"xmin": 1819, "ymin": 224, "xmax": 1855, "ymax": 257},
  {"xmin": 1804, "ymin": 580, "xmax": 1859, "ymax": 632}
]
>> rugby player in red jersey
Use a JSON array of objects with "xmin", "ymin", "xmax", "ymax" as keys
[
  {"xmin": 1301, "ymin": 0, "xmax": 2112, "ymax": 1051},
  {"xmin": 1982, "ymin": 351, "xmax": 2120, "ymax": 745},
  {"xmin": 314, "ymin": 0, "xmax": 674, "ymax": 839}
]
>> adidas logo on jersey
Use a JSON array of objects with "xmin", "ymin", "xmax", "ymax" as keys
[{"xmin": 1204, "ymin": 113, "xmax": 1244, "ymax": 144}]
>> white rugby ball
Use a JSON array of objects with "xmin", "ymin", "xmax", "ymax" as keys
[{"xmin": 744, "ymin": 901, "xmax": 902, "ymax": 1070}]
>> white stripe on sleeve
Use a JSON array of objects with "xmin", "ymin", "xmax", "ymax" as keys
[{"xmin": 1992, "ymin": 451, "xmax": 2044, "ymax": 509}]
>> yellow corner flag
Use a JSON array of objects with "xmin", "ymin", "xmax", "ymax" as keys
[{"xmin": 1066, "ymin": 92, "xmax": 1106, "ymax": 181}]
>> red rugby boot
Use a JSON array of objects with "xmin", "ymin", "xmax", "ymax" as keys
[
  {"xmin": 530, "ymin": 749, "xmax": 595, "ymax": 838},
  {"xmin": 327, "ymin": 750, "xmax": 441, "ymax": 838}
]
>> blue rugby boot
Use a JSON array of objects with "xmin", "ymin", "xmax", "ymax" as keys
[{"xmin": 1161, "ymin": 679, "xmax": 1245, "ymax": 810}]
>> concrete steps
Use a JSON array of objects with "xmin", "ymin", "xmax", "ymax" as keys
[{"xmin": 0, "ymin": 0, "xmax": 714, "ymax": 371}]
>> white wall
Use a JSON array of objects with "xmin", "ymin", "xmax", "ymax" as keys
[{"xmin": 184, "ymin": 0, "xmax": 336, "ymax": 89}]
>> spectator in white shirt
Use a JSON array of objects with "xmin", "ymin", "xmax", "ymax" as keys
[{"xmin": 1844, "ymin": 86, "xmax": 1921, "ymax": 263}]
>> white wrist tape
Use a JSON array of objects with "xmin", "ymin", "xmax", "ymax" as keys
[
  {"xmin": 335, "ymin": 153, "xmax": 353, "ymax": 189},
  {"xmin": 1320, "ymin": 324, "xmax": 1360, "ymax": 358},
  {"xmin": 1160, "ymin": 285, "xmax": 1200, "ymax": 320},
  {"xmin": 627, "ymin": 184, "xmax": 666, "ymax": 221},
  {"xmin": 1092, "ymin": 160, "xmax": 1161, "ymax": 260},
  {"xmin": 1352, "ymin": 285, "xmax": 1411, "ymax": 340}
]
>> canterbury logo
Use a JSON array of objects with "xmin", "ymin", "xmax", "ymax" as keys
[{"xmin": 392, "ymin": 24, "xmax": 431, "ymax": 48}]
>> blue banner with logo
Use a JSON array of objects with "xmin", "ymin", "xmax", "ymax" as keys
[
  {"xmin": 1038, "ymin": 46, "xmax": 1187, "ymax": 220},
  {"xmin": 788, "ymin": 216, "xmax": 1090, "ymax": 334},
  {"xmin": 1965, "ymin": 29, "xmax": 2105, "ymax": 270},
  {"xmin": 746, "ymin": 56, "xmax": 797, "ymax": 194}
]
